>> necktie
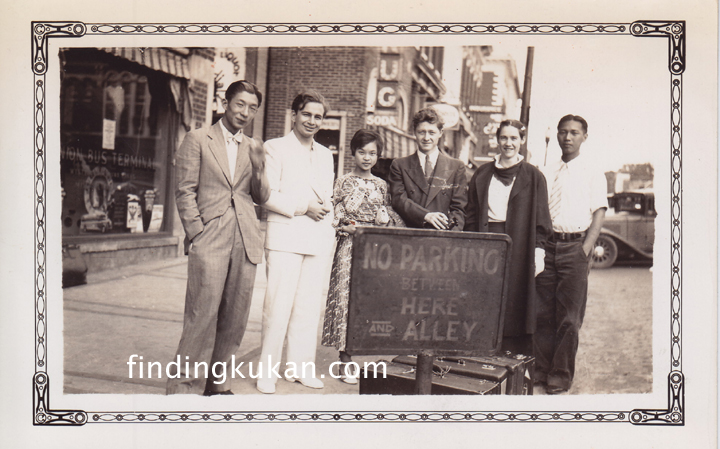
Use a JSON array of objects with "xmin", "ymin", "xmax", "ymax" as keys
[
  {"xmin": 548, "ymin": 162, "xmax": 567, "ymax": 220},
  {"xmin": 424, "ymin": 154, "xmax": 433, "ymax": 185},
  {"xmin": 227, "ymin": 136, "xmax": 239, "ymax": 182}
]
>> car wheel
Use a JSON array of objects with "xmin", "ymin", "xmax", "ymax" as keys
[{"xmin": 592, "ymin": 234, "xmax": 618, "ymax": 269}]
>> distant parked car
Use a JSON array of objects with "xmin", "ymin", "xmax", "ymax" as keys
[{"xmin": 592, "ymin": 189, "xmax": 655, "ymax": 269}]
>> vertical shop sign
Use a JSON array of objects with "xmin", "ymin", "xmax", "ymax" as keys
[
  {"xmin": 374, "ymin": 52, "xmax": 402, "ymax": 129},
  {"xmin": 376, "ymin": 53, "xmax": 401, "ymax": 112}
]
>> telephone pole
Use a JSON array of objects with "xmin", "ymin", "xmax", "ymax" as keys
[{"xmin": 519, "ymin": 47, "xmax": 534, "ymax": 158}]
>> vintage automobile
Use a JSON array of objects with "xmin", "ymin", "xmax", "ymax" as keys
[{"xmin": 592, "ymin": 189, "xmax": 655, "ymax": 268}]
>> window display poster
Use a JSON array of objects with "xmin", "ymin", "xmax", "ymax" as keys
[
  {"xmin": 148, "ymin": 204, "xmax": 163, "ymax": 233},
  {"xmin": 102, "ymin": 118, "xmax": 116, "ymax": 150},
  {"xmin": 126, "ymin": 199, "xmax": 143, "ymax": 233}
]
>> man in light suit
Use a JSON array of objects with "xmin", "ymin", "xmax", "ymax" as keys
[
  {"xmin": 256, "ymin": 90, "xmax": 336, "ymax": 394},
  {"xmin": 167, "ymin": 80, "xmax": 270, "ymax": 395},
  {"xmin": 389, "ymin": 107, "xmax": 467, "ymax": 231}
]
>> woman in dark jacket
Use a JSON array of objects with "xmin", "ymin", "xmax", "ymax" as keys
[{"xmin": 464, "ymin": 119, "xmax": 552, "ymax": 356}]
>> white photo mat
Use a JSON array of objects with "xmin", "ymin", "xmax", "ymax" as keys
[{"xmin": 32, "ymin": 20, "xmax": 681, "ymax": 425}]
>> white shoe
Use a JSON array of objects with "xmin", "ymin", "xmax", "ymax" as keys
[
  {"xmin": 341, "ymin": 375, "xmax": 358, "ymax": 385},
  {"xmin": 339, "ymin": 363, "xmax": 359, "ymax": 385},
  {"xmin": 286, "ymin": 376, "xmax": 324, "ymax": 389},
  {"xmin": 256, "ymin": 379, "xmax": 276, "ymax": 394}
]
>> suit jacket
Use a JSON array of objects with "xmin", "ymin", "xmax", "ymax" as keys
[
  {"xmin": 261, "ymin": 131, "xmax": 335, "ymax": 256},
  {"xmin": 175, "ymin": 121, "xmax": 270, "ymax": 264},
  {"xmin": 388, "ymin": 151, "xmax": 468, "ymax": 229},
  {"xmin": 464, "ymin": 160, "xmax": 552, "ymax": 335}
]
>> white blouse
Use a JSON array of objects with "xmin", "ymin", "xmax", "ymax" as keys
[
  {"xmin": 487, "ymin": 155, "xmax": 523, "ymax": 222},
  {"xmin": 488, "ymin": 176, "xmax": 514, "ymax": 222}
]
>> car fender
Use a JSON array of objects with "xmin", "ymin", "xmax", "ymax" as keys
[{"xmin": 598, "ymin": 228, "xmax": 653, "ymax": 259}]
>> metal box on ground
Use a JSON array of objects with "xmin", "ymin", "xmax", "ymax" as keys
[
  {"xmin": 441, "ymin": 353, "xmax": 535, "ymax": 395},
  {"xmin": 359, "ymin": 361, "xmax": 501, "ymax": 395},
  {"xmin": 392, "ymin": 355, "xmax": 511, "ymax": 394}
]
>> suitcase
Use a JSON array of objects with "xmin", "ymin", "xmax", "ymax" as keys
[
  {"xmin": 393, "ymin": 355, "xmax": 511, "ymax": 394},
  {"xmin": 441, "ymin": 353, "xmax": 535, "ymax": 395},
  {"xmin": 360, "ymin": 361, "xmax": 501, "ymax": 395}
]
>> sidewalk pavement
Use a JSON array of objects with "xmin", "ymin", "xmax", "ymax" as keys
[{"xmin": 63, "ymin": 255, "xmax": 380, "ymax": 396}]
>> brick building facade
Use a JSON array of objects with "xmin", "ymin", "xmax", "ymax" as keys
[
  {"xmin": 264, "ymin": 47, "xmax": 372, "ymax": 176},
  {"xmin": 263, "ymin": 46, "xmax": 452, "ymax": 179}
]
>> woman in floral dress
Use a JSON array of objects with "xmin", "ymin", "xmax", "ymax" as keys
[{"xmin": 321, "ymin": 129, "xmax": 404, "ymax": 384}]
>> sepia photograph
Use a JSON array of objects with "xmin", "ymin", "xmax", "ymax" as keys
[
  {"xmin": 0, "ymin": 1, "xmax": 716, "ymax": 448},
  {"xmin": 59, "ymin": 42, "xmax": 657, "ymax": 398}
]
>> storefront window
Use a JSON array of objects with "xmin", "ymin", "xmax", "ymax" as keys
[
  {"xmin": 315, "ymin": 116, "xmax": 341, "ymax": 177},
  {"xmin": 60, "ymin": 49, "xmax": 176, "ymax": 236}
]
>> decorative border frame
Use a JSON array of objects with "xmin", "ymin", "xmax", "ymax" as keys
[{"xmin": 31, "ymin": 20, "xmax": 684, "ymax": 425}]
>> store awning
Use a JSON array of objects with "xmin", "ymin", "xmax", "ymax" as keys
[
  {"xmin": 372, "ymin": 125, "xmax": 417, "ymax": 159},
  {"xmin": 99, "ymin": 47, "xmax": 190, "ymax": 79}
]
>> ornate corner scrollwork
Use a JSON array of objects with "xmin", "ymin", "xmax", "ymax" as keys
[
  {"xmin": 632, "ymin": 21, "xmax": 684, "ymax": 426},
  {"xmin": 631, "ymin": 21, "xmax": 685, "ymax": 74},
  {"xmin": 32, "ymin": 21, "xmax": 88, "ymax": 427},
  {"xmin": 34, "ymin": 373, "xmax": 87, "ymax": 425},
  {"xmin": 32, "ymin": 22, "xmax": 86, "ymax": 75},
  {"xmin": 629, "ymin": 371, "xmax": 684, "ymax": 425}
]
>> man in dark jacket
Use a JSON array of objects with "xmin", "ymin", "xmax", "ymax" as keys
[{"xmin": 388, "ymin": 108, "xmax": 467, "ymax": 230}]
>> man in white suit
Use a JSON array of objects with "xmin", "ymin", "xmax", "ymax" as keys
[
  {"xmin": 256, "ymin": 90, "xmax": 336, "ymax": 394},
  {"xmin": 168, "ymin": 80, "xmax": 269, "ymax": 395}
]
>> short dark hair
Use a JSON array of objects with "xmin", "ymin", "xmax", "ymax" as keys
[
  {"xmin": 350, "ymin": 129, "xmax": 384, "ymax": 157},
  {"xmin": 225, "ymin": 80, "xmax": 262, "ymax": 107},
  {"xmin": 412, "ymin": 108, "xmax": 444, "ymax": 131},
  {"xmin": 291, "ymin": 90, "xmax": 330, "ymax": 117},
  {"xmin": 557, "ymin": 114, "xmax": 588, "ymax": 133},
  {"xmin": 496, "ymin": 119, "xmax": 527, "ymax": 140}
]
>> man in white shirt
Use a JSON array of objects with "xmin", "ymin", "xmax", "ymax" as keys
[
  {"xmin": 534, "ymin": 114, "xmax": 608, "ymax": 394},
  {"xmin": 256, "ymin": 90, "xmax": 336, "ymax": 394}
]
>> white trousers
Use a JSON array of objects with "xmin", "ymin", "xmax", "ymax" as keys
[{"xmin": 259, "ymin": 250, "xmax": 331, "ymax": 382}]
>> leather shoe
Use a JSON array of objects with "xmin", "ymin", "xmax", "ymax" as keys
[
  {"xmin": 286, "ymin": 376, "xmax": 324, "ymax": 389},
  {"xmin": 203, "ymin": 389, "xmax": 233, "ymax": 396},
  {"xmin": 256, "ymin": 379, "xmax": 276, "ymax": 394},
  {"xmin": 545, "ymin": 385, "xmax": 568, "ymax": 395}
]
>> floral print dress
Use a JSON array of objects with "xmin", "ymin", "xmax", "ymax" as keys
[{"xmin": 321, "ymin": 174, "xmax": 404, "ymax": 351}]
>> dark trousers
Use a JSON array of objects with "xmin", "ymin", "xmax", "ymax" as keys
[{"xmin": 534, "ymin": 239, "xmax": 591, "ymax": 389}]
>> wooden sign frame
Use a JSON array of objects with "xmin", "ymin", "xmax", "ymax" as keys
[{"xmin": 346, "ymin": 227, "xmax": 512, "ymax": 357}]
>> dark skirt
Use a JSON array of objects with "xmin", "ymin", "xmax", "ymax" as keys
[{"xmin": 487, "ymin": 220, "xmax": 533, "ymax": 356}]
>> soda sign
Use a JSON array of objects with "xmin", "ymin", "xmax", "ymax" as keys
[{"xmin": 366, "ymin": 114, "xmax": 399, "ymax": 127}]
